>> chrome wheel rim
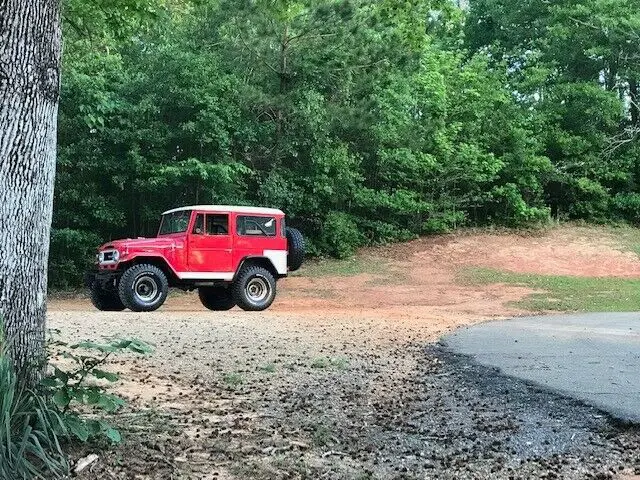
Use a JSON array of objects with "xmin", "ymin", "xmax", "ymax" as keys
[
  {"xmin": 134, "ymin": 276, "xmax": 159, "ymax": 303},
  {"xmin": 246, "ymin": 277, "xmax": 270, "ymax": 303}
]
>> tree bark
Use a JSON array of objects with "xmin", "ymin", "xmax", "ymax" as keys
[
  {"xmin": 629, "ymin": 78, "xmax": 638, "ymax": 126},
  {"xmin": 0, "ymin": 0, "xmax": 62, "ymax": 381}
]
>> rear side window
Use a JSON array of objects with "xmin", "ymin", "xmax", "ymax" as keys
[{"xmin": 237, "ymin": 216, "xmax": 276, "ymax": 236}]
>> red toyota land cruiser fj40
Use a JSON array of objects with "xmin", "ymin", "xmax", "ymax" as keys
[{"xmin": 85, "ymin": 205, "xmax": 304, "ymax": 312}]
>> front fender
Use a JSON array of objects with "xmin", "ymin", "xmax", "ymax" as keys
[{"xmin": 120, "ymin": 253, "xmax": 180, "ymax": 278}]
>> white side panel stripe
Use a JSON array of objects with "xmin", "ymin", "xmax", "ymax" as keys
[{"xmin": 263, "ymin": 250, "xmax": 288, "ymax": 275}]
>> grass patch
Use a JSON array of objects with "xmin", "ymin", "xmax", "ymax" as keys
[
  {"xmin": 310, "ymin": 357, "xmax": 349, "ymax": 370},
  {"xmin": 222, "ymin": 372, "xmax": 244, "ymax": 387},
  {"xmin": 605, "ymin": 225, "xmax": 640, "ymax": 258},
  {"xmin": 461, "ymin": 267, "xmax": 640, "ymax": 312},
  {"xmin": 298, "ymin": 256, "xmax": 388, "ymax": 277},
  {"xmin": 311, "ymin": 424, "xmax": 332, "ymax": 447},
  {"xmin": 258, "ymin": 363, "xmax": 276, "ymax": 373}
]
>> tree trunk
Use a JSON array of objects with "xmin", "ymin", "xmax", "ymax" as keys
[
  {"xmin": 0, "ymin": 0, "xmax": 62, "ymax": 381},
  {"xmin": 629, "ymin": 78, "xmax": 638, "ymax": 126}
]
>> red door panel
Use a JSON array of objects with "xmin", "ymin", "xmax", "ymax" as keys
[{"xmin": 187, "ymin": 213, "xmax": 232, "ymax": 273}]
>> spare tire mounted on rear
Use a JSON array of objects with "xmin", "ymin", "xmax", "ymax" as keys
[{"xmin": 286, "ymin": 227, "xmax": 304, "ymax": 272}]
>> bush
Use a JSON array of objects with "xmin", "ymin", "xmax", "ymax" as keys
[
  {"xmin": 0, "ymin": 333, "xmax": 69, "ymax": 479},
  {"xmin": 44, "ymin": 335, "xmax": 153, "ymax": 444},
  {"xmin": 613, "ymin": 193, "xmax": 640, "ymax": 223},
  {"xmin": 318, "ymin": 212, "xmax": 363, "ymax": 259},
  {"xmin": 568, "ymin": 177, "xmax": 610, "ymax": 223}
]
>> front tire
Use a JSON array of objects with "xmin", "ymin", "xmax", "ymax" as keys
[
  {"xmin": 89, "ymin": 283, "xmax": 125, "ymax": 311},
  {"xmin": 118, "ymin": 264, "xmax": 169, "ymax": 312},
  {"xmin": 198, "ymin": 286, "xmax": 236, "ymax": 311},
  {"xmin": 232, "ymin": 266, "xmax": 276, "ymax": 311}
]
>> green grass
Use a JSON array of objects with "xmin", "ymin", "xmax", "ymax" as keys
[
  {"xmin": 310, "ymin": 357, "xmax": 349, "ymax": 370},
  {"xmin": 461, "ymin": 267, "xmax": 640, "ymax": 312},
  {"xmin": 258, "ymin": 363, "xmax": 276, "ymax": 374},
  {"xmin": 297, "ymin": 256, "xmax": 388, "ymax": 277},
  {"xmin": 222, "ymin": 372, "xmax": 244, "ymax": 387},
  {"xmin": 0, "ymin": 336, "xmax": 69, "ymax": 479}
]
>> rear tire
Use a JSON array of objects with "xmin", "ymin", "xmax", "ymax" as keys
[
  {"xmin": 118, "ymin": 264, "xmax": 169, "ymax": 312},
  {"xmin": 89, "ymin": 283, "xmax": 125, "ymax": 311},
  {"xmin": 198, "ymin": 286, "xmax": 236, "ymax": 311},
  {"xmin": 286, "ymin": 227, "xmax": 305, "ymax": 272},
  {"xmin": 232, "ymin": 266, "xmax": 276, "ymax": 311}
]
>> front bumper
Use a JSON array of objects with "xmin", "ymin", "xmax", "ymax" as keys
[{"xmin": 84, "ymin": 269, "xmax": 121, "ymax": 290}]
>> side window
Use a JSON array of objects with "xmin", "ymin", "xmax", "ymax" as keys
[
  {"xmin": 192, "ymin": 214, "xmax": 204, "ymax": 234},
  {"xmin": 237, "ymin": 216, "xmax": 277, "ymax": 236},
  {"xmin": 281, "ymin": 217, "xmax": 286, "ymax": 237},
  {"xmin": 206, "ymin": 214, "xmax": 229, "ymax": 235}
]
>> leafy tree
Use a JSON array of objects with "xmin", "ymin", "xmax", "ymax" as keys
[{"xmin": 48, "ymin": 0, "xmax": 640, "ymax": 287}]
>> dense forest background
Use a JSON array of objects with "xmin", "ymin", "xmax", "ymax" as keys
[{"xmin": 51, "ymin": 0, "xmax": 640, "ymax": 288}]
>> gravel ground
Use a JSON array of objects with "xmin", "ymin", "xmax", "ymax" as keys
[{"xmin": 49, "ymin": 310, "xmax": 640, "ymax": 480}]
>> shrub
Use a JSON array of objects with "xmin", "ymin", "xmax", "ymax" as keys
[
  {"xmin": 0, "ymin": 332, "xmax": 69, "ymax": 479},
  {"xmin": 0, "ymin": 320, "xmax": 154, "ymax": 480},
  {"xmin": 44, "ymin": 335, "xmax": 153, "ymax": 444},
  {"xmin": 318, "ymin": 212, "xmax": 363, "ymax": 259}
]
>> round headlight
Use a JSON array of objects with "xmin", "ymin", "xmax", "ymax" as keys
[
  {"xmin": 112, "ymin": 250, "xmax": 120, "ymax": 262},
  {"xmin": 97, "ymin": 252, "xmax": 104, "ymax": 263}
]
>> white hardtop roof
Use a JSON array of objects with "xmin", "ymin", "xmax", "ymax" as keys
[{"xmin": 162, "ymin": 205, "xmax": 284, "ymax": 216}]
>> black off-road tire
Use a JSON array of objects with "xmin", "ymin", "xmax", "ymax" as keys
[
  {"xmin": 198, "ymin": 286, "xmax": 236, "ymax": 311},
  {"xmin": 89, "ymin": 283, "xmax": 125, "ymax": 311},
  {"xmin": 118, "ymin": 264, "xmax": 169, "ymax": 312},
  {"xmin": 286, "ymin": 227, "xmax": 305, "ymax": 272},
  {"xmin": 232, "ymin": 266, "xmax": 277, "ymax": 311}
]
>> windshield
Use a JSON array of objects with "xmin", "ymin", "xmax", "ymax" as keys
[{"xmin": 158, "ymin": 210, "xmax": 192, "ymax": 235}]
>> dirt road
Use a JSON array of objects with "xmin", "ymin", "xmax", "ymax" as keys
[{"xmin": 48, "ymin": 226, "xmax": 640, "ymax": 479}]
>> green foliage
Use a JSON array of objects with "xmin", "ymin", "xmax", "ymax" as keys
[
  {"xmin": 317, "ymin": 212, "xmax": 363, "ymax": 258},
  {"xmin": 461, "ymin": 267, "xmax": 640, "ymax": 312},
  {"xmin": 44, "ymin": 336, "xmax": 153, "ymax": 444},
  {"xmin": 0, "ymin": 315, "xmax": 152, "ymax": 478},
  {"xmin": 49, "ymin": 228, "xmax": 102, "ymax": 289},
  {"xmin": 466, "ymin": 0, "xmax": 640, "ymax": 224},
  {"xmin": 51, "ymin": 0, "xmax": 640, "ymax": 286},
  {"xmin": 0, "ymin": 329, "xmax": 69, "ymax": 479}
]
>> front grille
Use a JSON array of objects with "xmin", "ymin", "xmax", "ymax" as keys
[{"xmin": 103, "ymin": 251, "xmax": 115, "ymax": 262}]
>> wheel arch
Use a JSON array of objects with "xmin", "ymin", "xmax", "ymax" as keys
[
  {"xmin": 120, "ymin": 255, "xmax": 180, "ymax": 286},
  {"xmin": 235, "ymin": 256, "xmax": 280, "ymax": 280}
]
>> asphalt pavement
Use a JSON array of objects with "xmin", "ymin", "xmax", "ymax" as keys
[{"xmin": 442, "ymin": 313, "xmax": 640, "ymax": 423}]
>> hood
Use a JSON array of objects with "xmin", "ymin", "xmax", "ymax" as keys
[{"xmin": 99, "ymin": 237, "xmax": 177, "ymax": 252}]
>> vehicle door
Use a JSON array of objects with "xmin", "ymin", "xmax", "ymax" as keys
[{"xmin": 187, "ymin": 213, "xmax": 233, "ymax": 274}]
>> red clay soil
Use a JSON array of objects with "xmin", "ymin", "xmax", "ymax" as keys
[{"xmin": 276, "ymin": 225, "xmax": 640, "ymax": 316}]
